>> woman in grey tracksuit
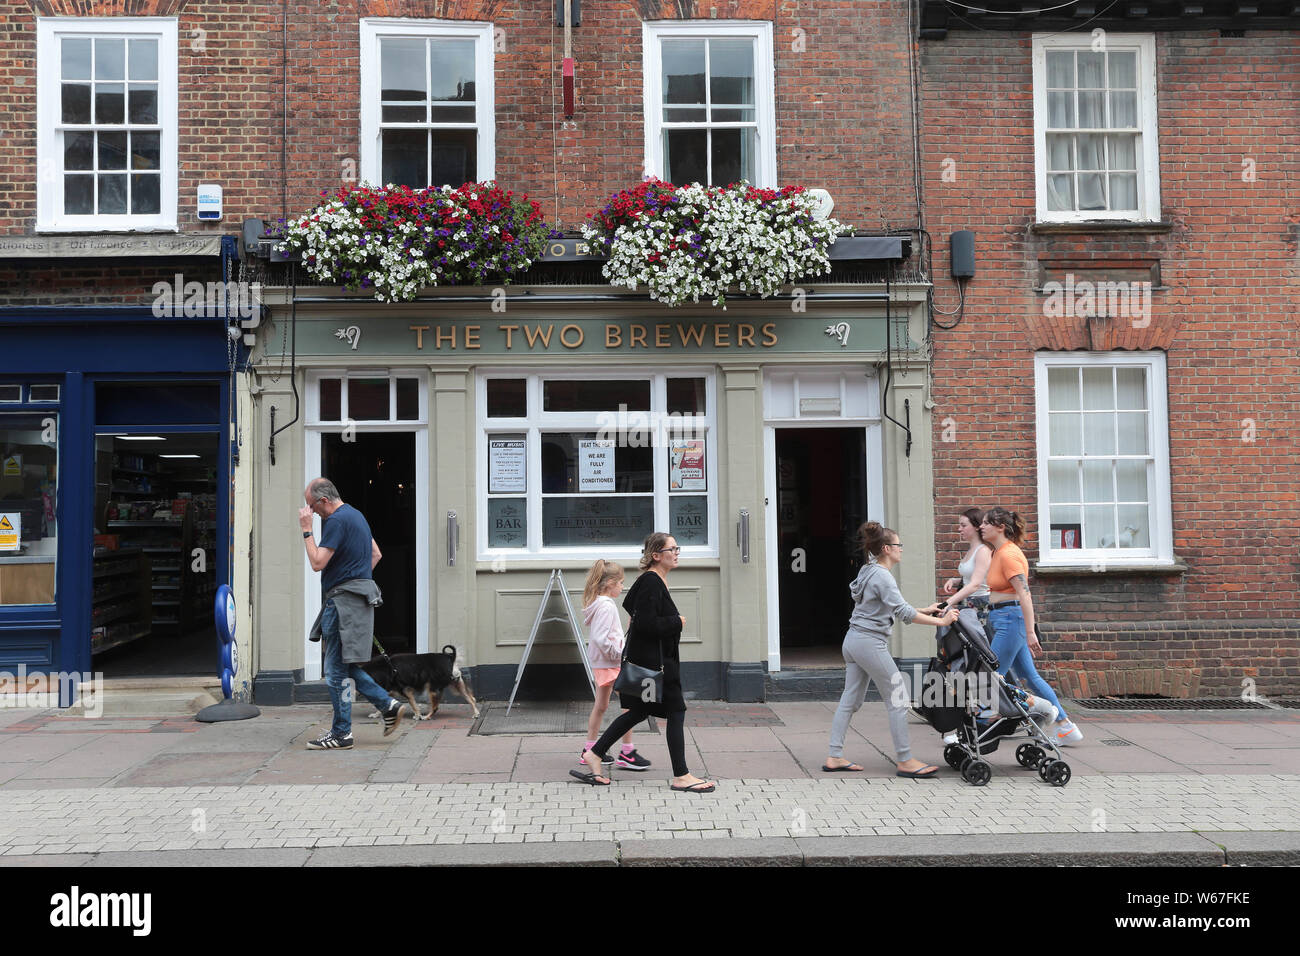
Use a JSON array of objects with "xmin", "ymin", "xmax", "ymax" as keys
[{"xmin": 824, "ymin": 521, "xmax": 959, "ymax": 778}]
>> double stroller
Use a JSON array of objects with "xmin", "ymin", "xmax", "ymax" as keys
[{"xmin": 914, "ymin": 606, "xmax": 1073, "ymax": 787}]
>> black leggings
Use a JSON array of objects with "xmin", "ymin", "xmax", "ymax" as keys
[{"xmin": 592, "ymin": 707, "xmax": 688, "ymax": 777}]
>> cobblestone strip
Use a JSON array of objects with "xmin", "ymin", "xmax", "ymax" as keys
[{"xmin": 1, "ymin": 775, "xmax": 1296, "ymax": 853}]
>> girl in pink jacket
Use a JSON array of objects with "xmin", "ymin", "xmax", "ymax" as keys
[{"xmin": 580, "ymin": 560, "xmax": 651, "ymax": 771}]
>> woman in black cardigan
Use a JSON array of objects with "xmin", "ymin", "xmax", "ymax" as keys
[{"xmin": 572, "ymin": 532, "xmax": 716, "ymax": 793}]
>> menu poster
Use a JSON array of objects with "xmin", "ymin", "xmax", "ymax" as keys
[
  {"xmin": 578, "ymin": 439, "xmax": 615, "ymax": 492},
  {"xmin": 669, "ymin": 439, "xmax": 706, "ymax": 492},
  {"xmin": 488, "ymin": 439, "xmax": 526, "ymax": 494}
]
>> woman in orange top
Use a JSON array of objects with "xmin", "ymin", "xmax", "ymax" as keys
[{"xmin": 980, "ymin": 507, "xmax": 1082, "ymax": 746}]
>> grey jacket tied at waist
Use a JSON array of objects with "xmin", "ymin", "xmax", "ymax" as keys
[{"xmin": 308, "ymin": 578, "xmax": 384, "ymax": 664}]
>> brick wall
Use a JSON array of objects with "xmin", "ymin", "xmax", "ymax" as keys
[{"xmin": 920, "ymin": 31, "xmax": 1300, "ymax": 696}]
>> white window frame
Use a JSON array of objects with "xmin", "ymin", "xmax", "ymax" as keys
[
  {"xmin": 1032, "ymin": 33, "xmax": 1160, "ymax": 223},
  {"xmin": 476, "ymin": 369, "xmax": 719, "ymax": 561},
  {"xmin": 36, "ymin": 17, "xmax": 179, "ymax": 233},
  {"xmin": 642, "ymin": 20, "xmax": 776, "ymax": 188},
  {"xmin": 1034, "ymin": 350, "xmax": 1173, "ymax": 568},
  {"xmin": 359, "ymin": 18, "xmax": 495, "ymax": 188}
]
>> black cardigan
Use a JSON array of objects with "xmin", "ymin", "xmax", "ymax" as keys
[{"xmin": 620, "ymin": 570, "xmax": 685, "ymax": 715}]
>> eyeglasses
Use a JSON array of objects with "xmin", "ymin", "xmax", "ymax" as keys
[
  {"xmin": 657, "ymin": 547, "xmax": 682, "ymax": 554},
  {"xmin": 888, "ymin": 541, "xmax": 902, "ymax": 549}
]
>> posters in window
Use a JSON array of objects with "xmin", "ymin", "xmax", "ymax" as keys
[
  {"xmin": 488, "ymin": 439, "xmax": 526, "ymax": 494},
  {"xmin": 669, "ymin": 439, "xmax": 705, "ymax": 492},
  {"xmin": 0, "ymin": 513, "xmax": 18, "ymax": 551},
  {"xmin": 578, "ymin": 439, "xmax": 615, "ymax": 492}
]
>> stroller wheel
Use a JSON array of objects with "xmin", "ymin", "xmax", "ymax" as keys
[
  {"xmin": 1016, "ymin": 743, "xmax": 1044, "ymax": 769},
  {"xmin": 962, "ymin": 758, "xmax": 992, "ymax": 787},
  {"xmin": 1045, "ymin": 760, "xmax": 1072, "ymax": 787},
  {"xmin": 944, "ymin": 744, "xmax": 966, "ymax": 770},
  {"xmin": 1037, "ymin": 758, "xmax": 1058, "ymax": 782}
]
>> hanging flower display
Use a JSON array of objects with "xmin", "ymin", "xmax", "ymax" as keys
[
  {"xmin": 277, "ymin": 182, "xmax": 558, "ymax": 303},
  {"xmin": 581, "ymin": 179, "xmax": 849, "ymax": 308}
]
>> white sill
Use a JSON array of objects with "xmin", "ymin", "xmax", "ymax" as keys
[
  {"xmin": 1033, "ymin": 559, "xmax": 1187, "ymax": 576},
  {"xmin": 35, "ymin": 222, "xmax": 180, "ymax": 234}
]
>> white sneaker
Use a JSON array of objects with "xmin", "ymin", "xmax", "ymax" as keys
[
  {"xmin": 1054, "ymin": 720, "xmax": 1084, "ymax": 745},
  {"xmin": 942, "ymin": 732, "xmax": 958, "ymax": 745}
]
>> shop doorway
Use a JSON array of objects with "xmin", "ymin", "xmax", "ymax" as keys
[
  {"xmin": 773, "ymin": 428, "xmax": 869, "ymax": 668},
  {"xmin": 91, "ymin": 431, "xmax": 221, "ymax": 677},
  {"xmin": 321, "ymin": 433, "xmax": 417, "ymax": 654}
]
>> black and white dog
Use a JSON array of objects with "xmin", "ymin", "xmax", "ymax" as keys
[{"xmin": 362, "ymin": 645, "xmax": 480, "ymax": 720}]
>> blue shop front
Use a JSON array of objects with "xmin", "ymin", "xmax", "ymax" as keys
[{"xmin": 0, "ymin": 306, "xmax": 235, "ymax": 699}]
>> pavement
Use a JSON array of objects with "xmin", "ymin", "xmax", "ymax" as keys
[{"xmin": 1, "ymin": 698, "xmax": 1299, "ymax": 866}]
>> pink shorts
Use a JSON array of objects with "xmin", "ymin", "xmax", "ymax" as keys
[{"xmin": 593, "ymin": 668, "xmax": 621, "ymax": 688}]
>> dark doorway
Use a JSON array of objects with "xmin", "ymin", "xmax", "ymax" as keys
[
  {"xmin": 776, "ymin": 428, "xmax": 868, "ymax": 666},
  {"xmin": 322, "ymin": 433, "xmax": 417, "ymax": 654}
]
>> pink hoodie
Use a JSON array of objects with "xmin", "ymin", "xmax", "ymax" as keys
[{"xmin": 582, "ymin": 594, "xmax": 625, "ymax": 669}]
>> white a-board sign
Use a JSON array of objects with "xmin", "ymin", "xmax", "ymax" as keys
[{"xmin": 506, "ymin": 569, "xmax": 594, "ymax": 715}]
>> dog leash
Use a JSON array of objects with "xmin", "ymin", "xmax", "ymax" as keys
[{"xmin": 372, "ymin": 636, "xmax": 394, "ymax": 669}]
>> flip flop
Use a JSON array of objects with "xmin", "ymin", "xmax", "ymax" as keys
[
  {"xmin": 822, "ymin": 763, "xmax": 865, "ymax": 772},
  {"xmin": 569, "ymin": 769, "xmax": 610, "ymax": 786},
  {"xmin": 895, "ymin": 765, "xmax": 940, "ymax": 779},
  {"xmin": 670, "ymin": 781, "xmax": 716, "ymax": 793}
]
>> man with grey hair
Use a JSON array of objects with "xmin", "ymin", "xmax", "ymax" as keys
[{"xmin": 300, "ymin": 477, "xmax": 402, "ymax": 749}]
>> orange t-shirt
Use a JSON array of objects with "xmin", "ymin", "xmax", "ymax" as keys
[{"xmin": 987, "ymin": 542, "xmax": 1029, "ymax": 594}]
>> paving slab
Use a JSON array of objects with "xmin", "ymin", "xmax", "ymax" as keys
[
  {"xmin": 796, "ymin": 832, "xmax": 1226, "ymax": 866},
  {"xmin": 620, "ymin": 837, "xmax": 802, "ymax": 866},
  {"xmin": 113, "ymin": 751, "xmax": 276, "ymax": 787},
  {"xmin": 304, "ymin": 842, "xmax": 618, "ymax": 866},
  {"xmin": 85, "ymin": 849, "xmax": 314, "ymax": 867},
  {"xmin": 688, "ymin": 727, "xmax": 784, "ymax": 752},
  {"xmin": 695, "ymin": 751, "xmax": 808, "ymax": 780},
  {"xmin": 0, "ymin": 733, "xmax": 105, "ymax": 762}
]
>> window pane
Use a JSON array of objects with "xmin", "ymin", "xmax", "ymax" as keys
[
  {"xmin": 1081, "ymin": 368, "xmax": 1113, "ymax": 409},
  {"xmin": 1078, "ymin": 91, "xmax": 1105, "ymax": 127},
  {"xmin": 381, "ymin": 38, "xmax": 427, "ymax": 102},
  {"xmin": 486, "ymin": 379, "xmax": 526, "ymax": 418},
  {"xmin": 1048, "ymin": 460, "xmax": 1079, "ymax": 504},
  {"xmin": 1046, "ymin": 134, "xmax": 1073, "ymax": 171},
  {"xmin": 381, "ymin": 129, "xmax": 427, "ymax": 187},
  {"xmin": 1108, "ymin": 51, "xmax": 1137, "ymax": 88},
  {"xmin": 1048, "ymin": 412, "xmax": 1081, "ymax": 455},
  {"xmin": 132, "ymin": 131, "xmax": 160, "ymax": 169},
  {"xmin": 1049, "ymin": 505, "xmax": 1082, "ymax": 528},
  {"xmin": 1077, "ymin": 173, "xmax": 1105, "ymax": 209},
  {"xmin": 1047, "ymin": 92, "xmax": 1073, "ymax": 129},
  {"xmin": 709, "ymin": 38, "xmax": 754, "ymax": 106},
  {"xmin": 664, "ymin": 128, "xmax": 707, "ymax": 185},
  {"xmin": 670, "ymin": 495, "xmax": 709, "ymax": 546},
  {"xmin": 1115, "ymin": 460, "xmax": 1147, "ymax": 501},
  {"xmin": 1108, "ymin": 134, "xmax": 1136, "ymax": 170},
  {"xmin": 1083, "ymin": 412, "xmax": 1115, "ymax": 455},
  {"xmin": 1117, "ymin": 505, "xmax": 1149, "ymax": 548},
  {"xmin": 348, "ymin": 378, "xmax": 390, "ymax": 420},
  {"xmin": 1109, "ymin": 174, "xmax": 1138, "ymax": 210},
  {"xmin": 712, "ymin": 108, "xmax": 756, "ymax": 122},
  {"xmin": 1110, "ymin": 91, "xmax": 1137, "ymax": 128},
  {"xmin": 29, "ymin": 385, "xmax": 60, "ymax": 402},
  {"xmin": 1084, "ymin": 504, "xmax": 1116, "ymax": 548},
  {"xmin": 1076, "ymin": 133, "xmax": 1104, "ymax": 169},
  {"xmin": 1081, "ymin": 460, "xmax": 1112, "ymax": 503},
  {"xmin": 1116, "ymin": 412, "xmax": 1148, "ymax": 455},
  {"xmin": 319, "ymin": 378, "xmax": 341, "ymax": 420},
  {"xmin": 128, "ymin": 85, "xmax": 157, "ymax": 124},
  {"xmin": 488, "ymin": 435, "xmax": 526, "ymax": 493},
  {"xmin": 1115, "ymin": 368, "xmax": 1146, "ymax": 408},
  {"xmin": 130, "ymin": 174, "xmax": 160, "ymax": 215},
  {"xmin": 542, "ymin": 380, "xmax": 650, "ymax": 413},
  {"xmin": 383, "ymin": 105, "xmax": 427, "ymax": 123},
  {"xmin": 541, "ymin": 433, "xmax": 652, "ymax": 494},
  {"xmin": 128, "ymin": 38, "xmax": 158, "ymax": 81},
  {"xmin": 662, "ymin": 39, "xmax": 706, "ymax": 105},
  {"xmin": 430, "ymin": 39, "xmax": 476, "ymax": 102},
  {"xmin": 396, "ymin": 379, "xmax": 419, "ymax": 420},
  {"xmin": 1046, "ymin": 50, "xmax": 1074, "ymax": 88},
  {"xmin": 95, "ymin": 84, "xmax": 126, "ymax": 124},
  {"xmin": 0, "ymin": 413, "xmax": 60, "ymax": 605},
  {"xmin": 64, "ymin": 131, "xmax": 94, "ymax": 171},
  {"xmin": 430, "ymin": 129, "xmax": 477, "ymax": 187},
  {"xmin": 62, "ymin": 37, "xmax": 92, "ymax": 80},
  {"xmin": 710, "ymin": 127, "xmax": 754, "ymax": 186},
  {"xmin": 97, "ymin": 174, "xmax": 127, "ymax": 214},
  {"xmin": 1077, "ymin": 51, "xmax": 1105, "ymax": 87},
  {"xmin": 95, "ymin": 38, "xmax": 125, "ymax": 80},
  {"xmin": 487, "ymin": 498, "xmax": 526, "ymax": 548},
  {"xmin": 429, "ymin": 105, "xmax": 477, "ymax": 123},
  {"xmin": 1047, "ymin": 367, "xmax": 1079, "ymax": 410},
  {"xmin": 664, "ymin": 107, "xmax": 706, "ymax": 123},
  {"xmin": 542, "ymin": 496, "xmax": 654, "ymax": 547},
  {"xmin": 64, "ymin": 175, "xmax": 94, "ymax": 214},
  {"xmin": 667, "ymin": 378, "xmax": 706, "ymax": 415},
  {"xmin": 61, "ymin": 83, "xmax": 91, "ymax": 124},
  {"xmin": 1047, "ymin": 174, "xmax": 1074, "ymax": 211},
  {"xmin": 98, "ymin": 131, "xmax": 128, "ymax": 170}
]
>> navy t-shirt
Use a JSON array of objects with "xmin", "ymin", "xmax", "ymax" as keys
[{"xmin": 319, "ymin": 502, "xmax": 373, "ymax": 594}]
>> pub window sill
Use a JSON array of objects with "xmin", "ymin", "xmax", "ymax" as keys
[
  {"xmin": 1030, "ymin": 221, "xmax": 1174, "ymax": 236},
  {"xmin": 1033, "ymin": 559, "xmax": 1188, "ymax": 577}
]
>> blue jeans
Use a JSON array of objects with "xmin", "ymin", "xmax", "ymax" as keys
[
  {"xmin": 987, "ymin": 604, "xmax": 1068, "ymax": 723},
  {"xmin": 321, "ymin": 598, "xmax": 393, "ymax": 737}
]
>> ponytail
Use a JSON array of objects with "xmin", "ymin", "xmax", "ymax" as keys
[
  {"xmin": 857, "ymin": 521, "xmax": 897, "ymax": 560},
  {"xmin": 983, "ymin": 507, "xmax": 1025, "ymax": 544},
  {"xmin": 583, "ymin": 560, "xmax": 624, "ymax": 607}
]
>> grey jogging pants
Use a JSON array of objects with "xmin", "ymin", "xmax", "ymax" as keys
[{"xmin": 827, "ymin": 628, "xmax": 913, "ymax": 764}]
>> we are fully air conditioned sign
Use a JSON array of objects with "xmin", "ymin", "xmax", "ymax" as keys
[{"xmin": 275, "ymin": 315, "xmax": 915, "ymax": 357}]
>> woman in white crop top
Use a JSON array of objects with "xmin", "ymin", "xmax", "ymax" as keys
[{"xmin": 942, "ymin": 508, "xmax": 991, "ymax": 610}]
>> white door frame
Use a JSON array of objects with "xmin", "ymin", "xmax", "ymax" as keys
[{"xmin": 302, "ymin": 424, "xmax": 429, "ymax": 682}]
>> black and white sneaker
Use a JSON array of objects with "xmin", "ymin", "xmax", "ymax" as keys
[
  {"xmin": 382, "ymin": 699, "xmax": 404, "ymax": 737},
  {"xmin": 306, "ymin": 731, "xmax": 353, "ymax": 750},
  {"xmin": 615, "ymin": 749, "xmax": 652, "ymax": 771}
]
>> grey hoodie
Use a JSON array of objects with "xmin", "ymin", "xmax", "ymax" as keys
[{"xmin": 847, "ymin": 561, "xmax": 917, "ymax": 640}]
